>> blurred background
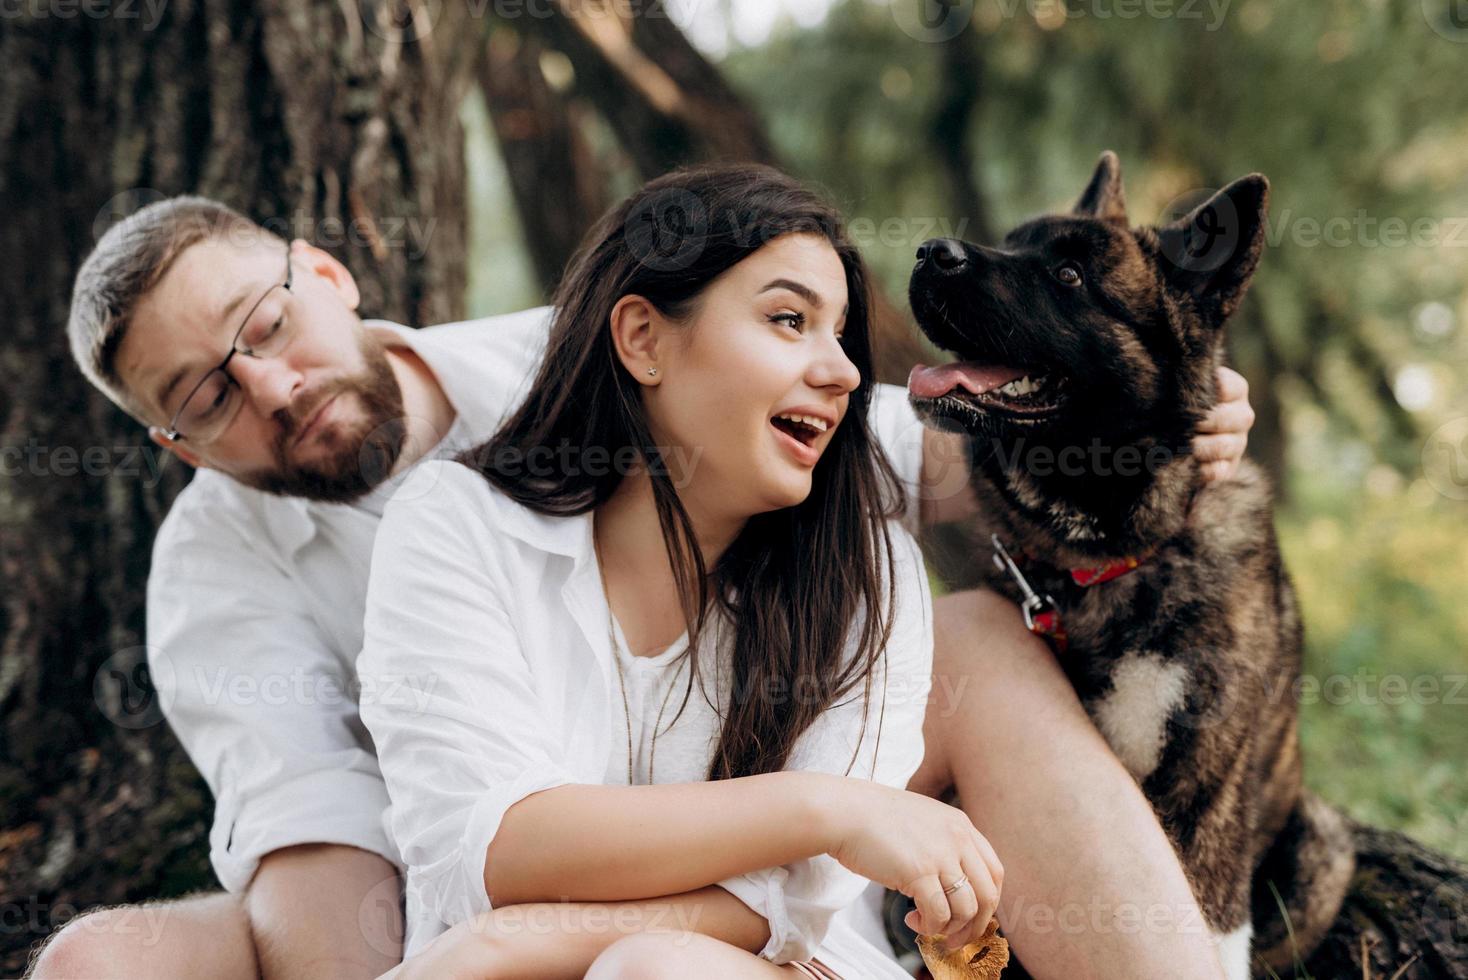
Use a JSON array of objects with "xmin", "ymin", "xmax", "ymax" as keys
[{"xmin": 2, "ymin": 0, "xmax": 1465, "ymax": 972}]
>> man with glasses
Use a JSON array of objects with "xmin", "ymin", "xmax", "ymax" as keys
[{"xmin": 34, "ymin": 196, "xmax": 1255, "ymax": 979}]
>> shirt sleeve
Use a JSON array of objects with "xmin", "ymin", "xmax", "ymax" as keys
[
  {"xmin": 717, "ymin": 523, "xmax": 935, "ymax": 964},
  {"xmin": 146, "ymin": 488, "xmax": 398, "ymax": 893},
  {"xmin": 357, "ymin": 461, "xmax": 575, "ymax": 929},
  {"xmin": 868, "ymin": 382, "xmax": 927, "ymax": 535}
]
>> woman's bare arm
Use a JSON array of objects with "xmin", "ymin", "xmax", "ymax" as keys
[{"xmin": 483, "ymin": 773, "xmax": 836, "ymax": 907}]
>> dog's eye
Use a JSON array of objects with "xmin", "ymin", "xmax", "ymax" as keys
[{"xmin": 1053, "ymin": 263, "xmax": 1083, "ymax": 286}]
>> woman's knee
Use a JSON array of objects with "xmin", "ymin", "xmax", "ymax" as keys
[{"xmin": 585, "ymin": 932, "xmax": 705, "ymax": 980}]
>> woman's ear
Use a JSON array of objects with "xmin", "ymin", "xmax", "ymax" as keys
[
  {"xmin": 608, "ymin": 295, "xmax": 664, "ymax": 385},
  {"xmin": 291, "ymin": 238, "xmax": 360, "ymax": 311},
  {"xmin": 147, "ymin": 426, "xmax": 206, "ymax": 469}
]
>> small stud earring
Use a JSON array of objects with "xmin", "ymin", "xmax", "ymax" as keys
[{"xmin": 646, "ymin": 367, "xmax": 659, "ymax": 377}]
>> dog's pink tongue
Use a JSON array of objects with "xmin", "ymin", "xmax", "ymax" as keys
[{"xmin": 908, "ymin": 362, "xmax": 1028, "ymax": 399}]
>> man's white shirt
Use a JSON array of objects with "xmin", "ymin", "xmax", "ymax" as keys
[{"xmin": 145, "ymin": 305, "xmax": 929, "ymax": 953}]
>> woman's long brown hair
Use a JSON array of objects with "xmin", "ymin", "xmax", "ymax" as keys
[{"xmin": 460, "ymin": 163, "xmax": 907, "ymax": 780}]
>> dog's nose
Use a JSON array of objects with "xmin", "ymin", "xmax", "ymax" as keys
[{"xmin": 915, "ymin": 238, "xmax": 968, "ymax": 273}]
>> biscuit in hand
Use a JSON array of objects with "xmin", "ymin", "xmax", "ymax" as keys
[{"xmin": 916, "ymin": 918, "xmax": 1009, "ymax": 980}]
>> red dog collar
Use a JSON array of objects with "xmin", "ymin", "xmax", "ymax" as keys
[{"xmin": 990, "ymin": 535, "xmax": 1151, "ymax": 653}]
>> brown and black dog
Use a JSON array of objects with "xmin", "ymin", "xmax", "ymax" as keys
[{"xmin": 905, "ymin": 152, "xmax": 1354, "ymax": 978}]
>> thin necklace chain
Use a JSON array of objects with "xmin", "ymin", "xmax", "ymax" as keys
[{"xmin": 595, "ymin": 536, "xmax": 683, "ymax": 785}]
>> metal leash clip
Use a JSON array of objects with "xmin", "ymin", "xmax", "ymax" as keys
[{"xmin": 990, "ymin": 533, "xmax": 1058, "ymax": 633}]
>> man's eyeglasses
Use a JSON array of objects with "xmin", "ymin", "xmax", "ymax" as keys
[{"xmin": 161, "ymin": 246, "xmax": 296, "ymax": 444}]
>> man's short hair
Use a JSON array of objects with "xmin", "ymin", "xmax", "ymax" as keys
[{"xmin": 67, "ymin": 196, "xmax": 279, "ymax": 419}]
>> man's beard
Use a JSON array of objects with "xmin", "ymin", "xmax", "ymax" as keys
[{"xmin": 242, "ymin": 335, "xmax": 408, "ymax": 504}]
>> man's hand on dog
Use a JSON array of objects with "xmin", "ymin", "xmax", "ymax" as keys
[{"xmin": 1195, "ymin": 366, "xmax": 1254, "ymax": 482}]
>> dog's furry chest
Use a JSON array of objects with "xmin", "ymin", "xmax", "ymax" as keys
[{"xmin": 982, "ymin": 521, "xmax": 1294, "ymax": 796}]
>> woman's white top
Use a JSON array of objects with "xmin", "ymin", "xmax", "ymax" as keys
[{"xmin": 358, "ymin": 458, "xmax": 933, "ymax": 975}]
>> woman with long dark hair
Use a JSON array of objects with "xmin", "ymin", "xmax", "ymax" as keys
[{"xmin": 359, "ymin": 164, "xmax": 1002, "ymax": 978}]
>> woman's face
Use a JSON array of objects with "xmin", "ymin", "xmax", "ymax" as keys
[{"xmin": 642, "ymin": 232, "xmax": 862, "ymax": 521}]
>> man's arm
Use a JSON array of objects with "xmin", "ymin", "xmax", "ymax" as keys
[
  {"xmin": 148, "ymin": 480, "xmax": 405, "ymax": 979},
  {"xmin": 248, "ymin": 845, "xmax": 402, "ymax": 980}
]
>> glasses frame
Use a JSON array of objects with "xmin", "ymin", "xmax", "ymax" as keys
[{"xmin": 161, "ymin": 246, "xmax": 294, "ymax": 443}]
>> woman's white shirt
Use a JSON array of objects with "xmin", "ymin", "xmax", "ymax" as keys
[{"xmin": 358, "ymin": 458, "xmax": 934, "ymax": 963}]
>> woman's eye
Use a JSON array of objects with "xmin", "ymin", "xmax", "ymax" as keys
[
  {"xmin": 1053, "ymin": 263, "xmax": 1083, "ymax": 286},
  {"xmin": 770, "ymin": 311, "xmax": 806, "ymax": 331}
]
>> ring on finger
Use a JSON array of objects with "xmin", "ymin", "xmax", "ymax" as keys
[{"xmin": 941, "ymin": 874, "xmax": 969, "ymax": 896}]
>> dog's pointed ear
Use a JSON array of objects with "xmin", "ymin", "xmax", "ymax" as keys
[
  {"xmin": 1074, "ymin": 151, "xmax": 1128, "ymax": 224},
  {"xmin": 1154, "ymin": 174, "xmax": 1270, "ymax": 325}
]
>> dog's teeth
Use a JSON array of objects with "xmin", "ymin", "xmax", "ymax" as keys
[{"xmin": 996, "ymin": 375, "xmax": 1046, "ymax": 397}]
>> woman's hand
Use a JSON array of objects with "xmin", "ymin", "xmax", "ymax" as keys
[
  {"xmin": 824, "ymin": 778, "xmax": 1003, "ymax": 952},
  {"xmin": 1194, "ymin": 366, "xmax": 1255, "ymax": 481}
]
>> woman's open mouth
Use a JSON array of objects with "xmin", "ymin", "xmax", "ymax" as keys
[
  {"xmin": 907, "ymin": 362, "xmax": 1068, "ymax": 419},
  {"xmin": 770, "ymin": 411, "xmax": 829, "ymax": 465}
]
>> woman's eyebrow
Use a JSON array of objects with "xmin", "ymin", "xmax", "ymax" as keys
[
  {"xmin": 758, "ymin": 278, "xmax": 850, "ymax": 318},
  {"xmin": 758, "ymin": 278, "xmax": 823, "ymax": 307}
]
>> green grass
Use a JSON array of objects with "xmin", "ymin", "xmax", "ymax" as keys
[{"xmin": 1280, "ymin": 486, "xmax": 1468, "ymax": 861}]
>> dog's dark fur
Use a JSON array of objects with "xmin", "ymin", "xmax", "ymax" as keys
[{"xmin": 906, "ymin": 153, "xmax": 1354, "ymax": 977}]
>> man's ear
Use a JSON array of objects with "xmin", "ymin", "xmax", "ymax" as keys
[
  {"xmin": 607, "ymin": 295, "xmax": 664, "ymax": 385},
  {"xmin": 1074, "ymin": 150, "xmax": 1128, "ymax": 224},
  {"xmin": 148, "ymin": 426, "xmax": 205, "ymax": 470},
  {"xmin": 291, "ymin": 239, "xmax": 360, "ymax": 311},
  {"xmin": 1154, "ymin": 174, "xmax": 1270, "ymax": 324}
]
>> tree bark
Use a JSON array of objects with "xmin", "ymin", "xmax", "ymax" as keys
[
  {"xmin": 477, "ymin": 26, "xmax": 609, "ymax": 295},
  {"xmin": 0, "ymin": 1, "xmax": 473, "ymax": 971},
  {"xmin": 509, "ymin": 0, "xmax": 775, "ymax": 177}
]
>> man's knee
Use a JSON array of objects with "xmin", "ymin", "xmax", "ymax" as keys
[
  {"xmin": 29, "ymin": 906, "xmax": 153, "ymax": 979},
  {"xmin": 28, "ymin": 894, "xmax": 253, "ymax": 980}
]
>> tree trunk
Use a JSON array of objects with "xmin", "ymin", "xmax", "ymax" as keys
[
  {"xmin": 477, "ymin": 26, "xmax": 609, "ymax": 296},
  {"xmin": 0, "ymin": 1, "xmax": 473, "ymax": 971},
  {"xmin": 510, "ymin": 0, "xmax": 775, "ymax": 177},
  {"xmin": 930, "ymin": 31, "xmax": 995, "ymax": 246}
]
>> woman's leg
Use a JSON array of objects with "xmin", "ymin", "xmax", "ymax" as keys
[
  {"xmin": 910, "ymin": 588, "xmax": 1226, "ymax": 980},
  {"xmin": 585, "ymin": 932, "xmax": 821, "ymax": 979}
]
